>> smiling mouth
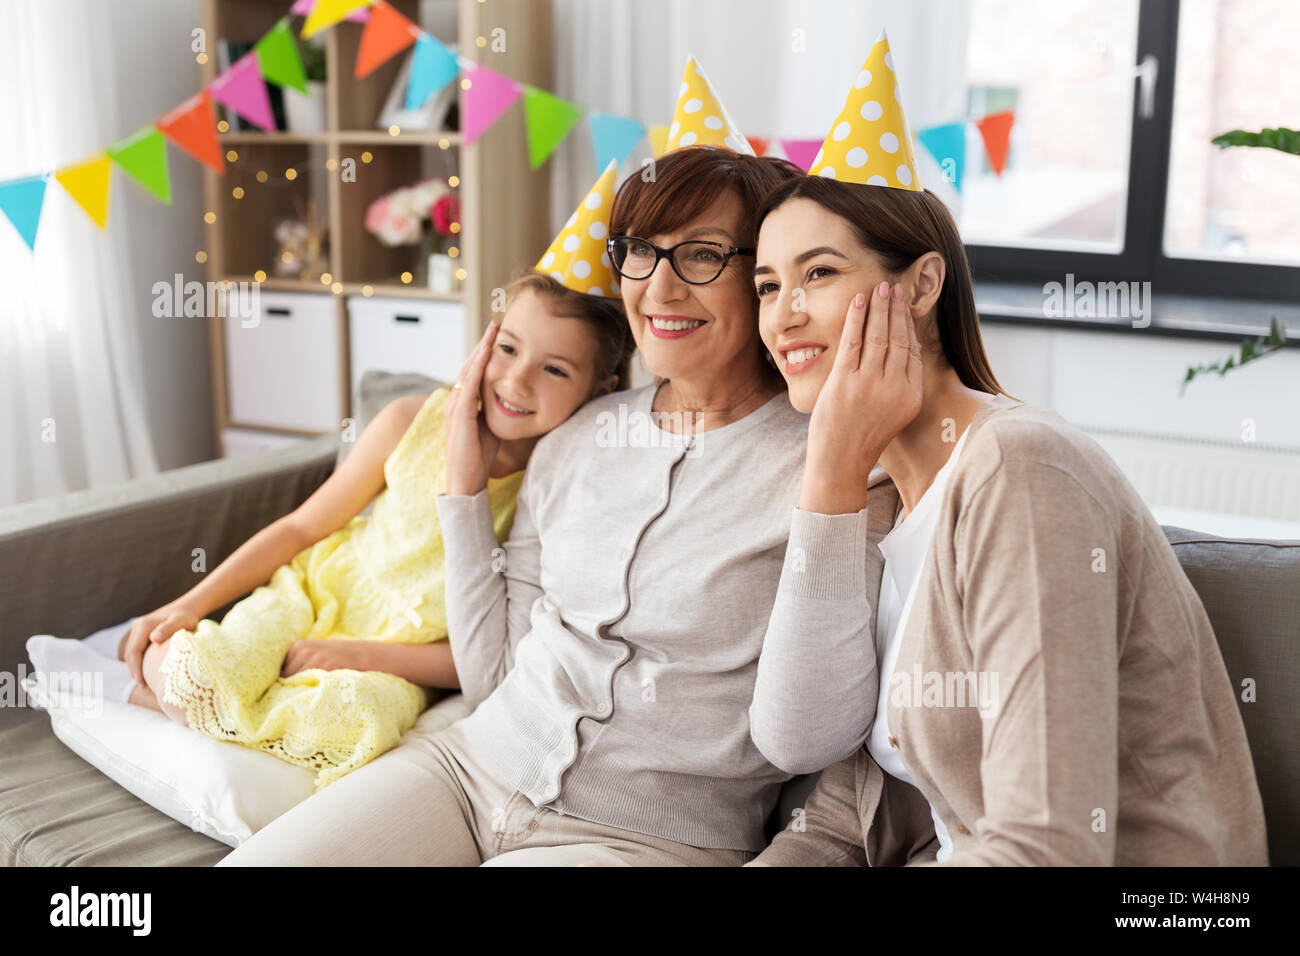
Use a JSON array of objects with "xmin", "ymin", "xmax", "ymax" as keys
[
  {"xmin": 494, "ymin": 391, "xmax": 534, "ymax": 416},
  {"xmin": 648, "ymin": 315, "xmax": 706, "ymax": 338},
  {"xmin": 781, "ymin": 346, "xmax": 826, "ymax": 374}
]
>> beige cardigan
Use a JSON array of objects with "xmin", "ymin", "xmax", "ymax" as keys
[{"xmin": 751, "ymin": 395, "xmax": 1269, "ymax": 865}]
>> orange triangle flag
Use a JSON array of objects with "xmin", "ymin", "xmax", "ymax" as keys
[
  {"xmin": 356, "ymin": 1, "xmax": 418, "ymax": 78},
  {"xmin": 976, "ymin": 109, "xmax": 1015, "ymax": 177},
  {"xmin": 746, "ymin": 136, "xmax": 769, "ymax": 157},
  {"xmin": 157, "ymin": 92, "xmax": 225, "ymax": 174},
  {"xmin": 55, "ymin": 154, "xmax": 112, "ymax": 230}
]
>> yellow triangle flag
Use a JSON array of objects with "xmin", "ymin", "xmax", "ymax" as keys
[
  {"xmin": 302, "ymin": 0, "xmax": 371, "ymax": 40},
  {"xmin": 55, "ymin": 154, "xmax": 112, "ymax": 230},
  {"xmin": 648, "ymin": 125, "xmax": 670, "ymax": 157}
]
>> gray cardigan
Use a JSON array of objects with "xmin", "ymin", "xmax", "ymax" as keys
[{"xmin": 434, "ymin": 383, "xmax": 809, "ymax": 850}]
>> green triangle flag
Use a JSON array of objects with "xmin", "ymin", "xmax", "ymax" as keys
[
  {"xmin": 256, "ymin": 17, "xmax": 308, "ymax": 94},
  {"xmin": 107, "ymin": 127, "xmax": 171, "ymax": 205},
  {"xmin": 522, "ymin": 85, "xmax": 584, "ymax": 170}
]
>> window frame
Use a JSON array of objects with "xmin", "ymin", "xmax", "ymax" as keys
[{"xmin": 965, "ymin": 0, "xmax": 1300, "ymax": 304}]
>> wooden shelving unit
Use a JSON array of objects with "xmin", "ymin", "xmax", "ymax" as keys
[{"xmin": 200, "ymin": 0, "xmax": 554, "ymax": 453}]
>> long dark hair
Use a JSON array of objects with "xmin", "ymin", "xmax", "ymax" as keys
[{"xmin": 755, "ymin": 177, "xmax": 1004, "ymax": 395}]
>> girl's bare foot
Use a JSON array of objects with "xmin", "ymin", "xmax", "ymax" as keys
[{"xmin": 128, "ymin": 683, "xmax": 163, "ymax": 712}]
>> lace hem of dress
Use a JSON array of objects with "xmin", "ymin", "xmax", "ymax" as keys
[{"xmin": 159, "ymin": 633, "xmax": 363, "ymax": 789}]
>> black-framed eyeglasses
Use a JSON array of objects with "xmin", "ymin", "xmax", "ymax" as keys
[{"xmin": 606, "ymin": 236, "xmax": 754, "ymax": 285}]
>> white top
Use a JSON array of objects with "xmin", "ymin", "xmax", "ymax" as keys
[{"xmin": 866, "ymin": 428, "xmax": 970, "ymax": 862}]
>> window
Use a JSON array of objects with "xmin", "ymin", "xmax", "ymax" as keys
[{"xmin": 963, "ymin": 0, "xmax": 1299, "ymax": 303}]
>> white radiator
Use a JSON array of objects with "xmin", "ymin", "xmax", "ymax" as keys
[{"xmin": 1082, "ymin": 427, "xmax": 1300, "ymax": 530}]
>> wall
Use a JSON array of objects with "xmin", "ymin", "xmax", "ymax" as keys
[{"xmin": 107, "ymin": 0, "xmax": 213, "ymax": 469}]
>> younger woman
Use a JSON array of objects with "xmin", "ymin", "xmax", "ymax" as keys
[
  {"xmin": 119, "ymin": 272, "xmax": 631, "ymax": 787},
  {"xmin": 747, "ymin": 176, "xmax": 1268, "ymax": 866}
]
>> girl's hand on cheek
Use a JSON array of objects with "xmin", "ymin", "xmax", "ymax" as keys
[
  {"xmin": 444, "ymin": 321, "xmax": 502, "ymax": 497},
  {"xmin": 800, "ymin": 281, "xmax": 923, "ymax": 514}
]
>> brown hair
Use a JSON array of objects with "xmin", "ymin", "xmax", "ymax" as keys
[
  {"xmin": 610, "ymin": 145, "xmax": 804, "ymax": 385},
  {"xmin": 755, "ymin": 177, "xmax": 1005, "ymax": 396},
  {"xmin": 504, "ymin": 271, "xmax": 635, "ymax": 391}
]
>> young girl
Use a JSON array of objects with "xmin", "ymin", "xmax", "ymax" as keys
[{"xmin": 117, "ymin": 272, "xmax": 632, "ymax": 788}]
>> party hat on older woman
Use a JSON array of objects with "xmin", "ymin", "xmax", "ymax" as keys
[
  {"xmin": 663, "ymin": 57, "xmax": 754, "ymax": 155},
  {"xmin": 535, "ymin": 159, "xmax": 620, "ymax": 297},
  {"xmin": 809, "ymin": 29, "xmax": 922, "ymax": 190}
]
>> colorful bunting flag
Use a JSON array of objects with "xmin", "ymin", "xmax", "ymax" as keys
[
  {"xmin": 976, "ymin": 109, "xmax": 1015, "ymax": 176},
  {"xmin": 157, "ymin": 92, "xmax": 224, "ymax": 174},
  {"xmin": 107, "ymin": 128, "xmax": 171, "ymax": 205},
  {"xmin": 210, "ymin": 52, "xmax": 277, "ymax": 133},
  {"xmin": 301, "ymin": 0, "xmax": 371, "ymax": 39},
  {"xmin": 917, "ymin": 122, "xmax": 967, "ymax": 191},
  {"xmin": 55, "ymin": 155, "xmax": 112, "ymax": 229},
  {"xmin": 0, "ymin": 175, "xmax": 49, "ymax": 250},
  {"xmin": 523, "ymin": 86, "xmax": 584, "ymax": 169},
  {"xmin": 291, "ymin": 0, "xmax": 370, "ymax": 21},
  {"xmin": 780, "ymin": 139, "xmax": 822, "ymax": 172},
  {"xmin": 746, "ymin": 136, "xmax": 770, "ymax": 157},
  {"xmin": 648, "ymin": 125, "xmax": 670, "ymax": 157},
  {"xmin": 589, "ymin": 112, "xmax": 645, "ymax": 171},
  {"xmin": 406, "ymin": 32, "xmax": 459, "ymax": 110},
  {"xmin": 462, "ymin": 62, "xmax": 523, "ymax": 146},
  {"xmin": 356, "ymin": 1, "xmax": 418, "ymax": 78},
  {"xmin": 256, "ymin": 18, "xmax": 309, "ymax": 94}
]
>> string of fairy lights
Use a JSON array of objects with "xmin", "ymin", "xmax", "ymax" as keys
[{"xmin": 193, "ymin": 52, "xmax": 480, "ymax": 299}]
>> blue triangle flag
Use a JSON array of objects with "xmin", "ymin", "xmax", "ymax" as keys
[
  {"xmin": 589, "ymin": 112, "xmax": 645, "ymax": 172},
  {"xmin": 917, "ymin": 122, "xmax": 967, "ymax": 192},
  {"xmin": 406, "ymin": 32, "xmax": 460, "ymax": 111},
  {"xmin": 0, "ymin": 174, "xmax": 49, "ymax": 251}
]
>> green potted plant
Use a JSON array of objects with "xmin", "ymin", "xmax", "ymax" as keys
[
  {"xmin": 1181, "ymin": 127, "xmax": 1296, "ymax": 393},
  {"xmin": 284, "ymin": 38, "xmax": 327, "ymax": 133}
]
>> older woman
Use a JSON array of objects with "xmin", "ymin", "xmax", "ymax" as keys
[{"xmin": 219, "ymin": 145, "xmax": 808, "ymax": 866}]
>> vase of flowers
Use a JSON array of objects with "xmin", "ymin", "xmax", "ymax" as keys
[{"xmin": 364, "ymin": 177, "xmax": 461, "ymax": 292}]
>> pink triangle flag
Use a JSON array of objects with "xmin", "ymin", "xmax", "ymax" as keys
[
  {"xmin": 780, "ymin": 139, "xmax": 823, "ymax": 173},
  {"xmin": 462, "ymin": 61, "xmax": 523, "ymax": 145},
  {"xmin": 209, "ymin": 52, "xmax": 277, "ymax": 133}
]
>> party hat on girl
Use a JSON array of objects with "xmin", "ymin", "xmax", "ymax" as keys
[
  {"xmin": 664, "ymin": 57, "xmax": 754, "ymax": 155},
  {"xmin": 809, "ymin": 29, "xmax": 922, "ymax": 190},
  {"xmin": 536, "ymin": 159, "xmax": 619, "ymax": 297}
]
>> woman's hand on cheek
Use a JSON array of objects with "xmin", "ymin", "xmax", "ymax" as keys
[
  {"xmin": 444, "ymin": 320, "xmax": 502, "ymax": 497},
  {"xmin": 799, "ymin": 282, "xmax": 923, "ymax": 515}
]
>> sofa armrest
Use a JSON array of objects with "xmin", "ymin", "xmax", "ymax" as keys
[{"xmin": 0, "ymin": 435, "xmax": 339, "ymax": 673}]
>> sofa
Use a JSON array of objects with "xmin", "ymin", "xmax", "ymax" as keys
[{"xmin": 1, "ymin": 372, "xmax": 1296, "ymax": 866}]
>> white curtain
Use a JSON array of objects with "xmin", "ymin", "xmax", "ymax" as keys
[
  {"xmin": 0, "ymin": 0, "xmax": 160, "ymax": 507},
  {"xmin": 549, "ymin": 0, "xmax": 973, "ymax": 227}
]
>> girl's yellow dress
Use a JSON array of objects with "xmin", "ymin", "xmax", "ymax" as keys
[{"xmin": 160, "ymin": 387, "xmax": 523, "ymax": 789}]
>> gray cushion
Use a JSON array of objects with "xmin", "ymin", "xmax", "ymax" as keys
[
  {"xmin": 0, "ymin": 708, "xmax": 228, "ymax": 866},
  {"xmin": 335, "ymin": 370, "xmax": 449, "ymax": 470},
  {"xmin": 1162, "ymin": 527, "xmax": 1300, "ymax": 867}
]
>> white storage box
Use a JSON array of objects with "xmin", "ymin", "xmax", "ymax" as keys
[
  {"xmin": 224, "ymin": 291, "xmax": 342, "ymax": 433},
  {"xmin": 347, "ymin": 296, "xmax": 468, "ymax": 404}
]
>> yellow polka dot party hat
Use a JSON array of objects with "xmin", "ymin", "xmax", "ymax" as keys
[
  {"xmin": 809, "ymin": 29, "xmax": 922, "ymax": 190},
  {"xmin": 664, "ymin": 57, "xmax": 754, "ymax": 154},
  {"xmin": 536, "ymin": 159, "xmax": 619, "ymax": 297}
]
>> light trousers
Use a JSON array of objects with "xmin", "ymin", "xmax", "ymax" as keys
[{"xmin": 217, "ymin": 717, "xmax": 754, "ymax": 867}]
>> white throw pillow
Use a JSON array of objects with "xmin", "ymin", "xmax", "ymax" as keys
[{"xmin": 22, "ymin": 674, "xmax": 471, "ymax": 848}]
